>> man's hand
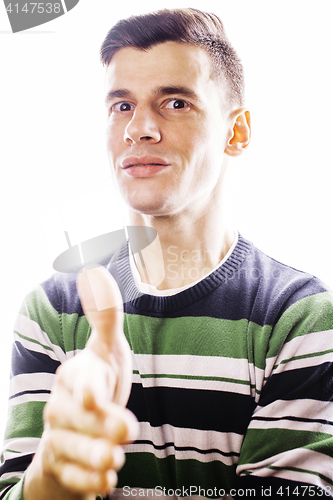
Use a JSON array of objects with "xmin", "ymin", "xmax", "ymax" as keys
[{"xmin": 24, "ymin": 266, "xmax": 138, "ymax": 500}]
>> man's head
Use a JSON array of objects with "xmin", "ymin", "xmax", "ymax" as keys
[
  {"xmin": 101, "ymin": 9, "xmax": 250, "ymax": 219},
  {"xmin": 100, "ymin": 8, "xmax": 244, "ymax": 110}
]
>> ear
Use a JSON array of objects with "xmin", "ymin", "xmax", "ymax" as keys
[{"xmin": 225, "ymin": 109, "xmax": 251, "ymax": 157}]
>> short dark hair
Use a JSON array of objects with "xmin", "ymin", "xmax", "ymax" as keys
[{"xmin": 100, "ymin": 8, "xmax": 244, "ymax": 107}]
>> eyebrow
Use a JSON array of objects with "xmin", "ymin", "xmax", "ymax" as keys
[{"xmin": 105, "ymin": 85, "xmax": 200, "ymax": 105}]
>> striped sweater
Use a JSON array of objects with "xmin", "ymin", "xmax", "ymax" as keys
[{"xmin": 1, "ymin": 234, "xmax": 333, "ymax": 499}]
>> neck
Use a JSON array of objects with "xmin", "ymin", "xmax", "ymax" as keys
[{"xmin": 127, "ymin": 180, "xmax": 235, "ymax": 290}]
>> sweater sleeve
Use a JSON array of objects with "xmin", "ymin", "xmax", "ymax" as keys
[
  {"xmin": 235, "ymin": 283, "xmax": 333, "ymax": 498},
  {"xmin": 0, "ymin": 283, "xmax": 66, "ymax": 499}
]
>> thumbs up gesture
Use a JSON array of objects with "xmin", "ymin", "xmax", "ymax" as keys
[
  {"xmin": 75, "ymin": 265, "xmax": 133, "ymax": 407},
  {"xmin": 24, "ymin": 266, "xmax": 138, "ymax": 500}
]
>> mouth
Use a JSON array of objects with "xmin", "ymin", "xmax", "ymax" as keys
[{"xmin": 121, "ymin": 156, "xmax": 171, "ymax": 178}]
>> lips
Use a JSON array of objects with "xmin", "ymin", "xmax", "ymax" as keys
[
  {"xmin": 121, "ymin": 156, "xmax": 171, "ymax": 169},
  {"xmin": 120, "ymin": 156, "xmax": 172, "ymax": 178}
]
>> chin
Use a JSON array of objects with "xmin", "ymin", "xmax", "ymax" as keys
[
  {"xmin": 125, "ymin": 197, "xmax": 163, "ymax": 215},
  {"xmin": 124, "ymin": 194, "xmax": 171, "ymax": 216}
]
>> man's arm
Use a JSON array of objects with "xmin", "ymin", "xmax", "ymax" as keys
[
  {"xmin": 23, "ymin": 350, "xmax": 137, "ymax": 500},
  {"xmin": 0, "ymin": 266, "xmax": 137, "ymax": 500},
  {"xmin": 235, "ymin": 283, "xmax": 333, "ymax": 498}
]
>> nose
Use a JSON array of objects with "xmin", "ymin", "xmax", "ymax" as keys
[{"xmin": 124, "ymin": 105, "xmax": 161, "ymax": 145}]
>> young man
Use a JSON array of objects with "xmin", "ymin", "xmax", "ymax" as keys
[{"xmin": 1, "ymin": 8, "xmax": 333, "ymax": 500}]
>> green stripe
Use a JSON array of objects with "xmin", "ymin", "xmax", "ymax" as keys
[
  {"xmin": 118, "ymin": 452, "xmax": 237, "ymax": 495},
  {"xmin": 14, "ymin": 331, "xmax": 53, "ymax": 352},
  {"xmin": 0, "ymin": 477, "xmax": 23, "ymax": 500},
  {"xmin": 125, "ymin": 315, "xmax": 249, "ymax": 358},
  {"xmin": 239, "ymin": 428, "xmax": 333, "ymax": 466},
  {"xmin": 4, "ymin": 402, "xmax": 45, "ymax": 440},
  {"xmin": 126, "ymin": 314, "xmax": 280, "ymax": 371},
  {"xmin": 138, "ymin": 373, "xmax": 251, "ymax": 386},
  {"xmin": 275, "ymin": 348, "xmax": 333, "ymax": 368},
  {"xmin": 269, "ymin": 292, "xmax": 333, "ymax": 358},
  {"xmin": 62, "ymin": 313, "xmax": 91, "ymax": 352},
  {"xmin": 268, "ymin": 465, "xmax": 333, "ymax": 486},
  {"xmin": 19, "ymin": 286, "xmax": 65, "ymax": 352},
  {"xmin": 19, "ymin": 285, "xmax": 92, "ymax": 354},
  {"xmin": 247, "ymin": 323, "xmax": 273, "ymax": 370}
]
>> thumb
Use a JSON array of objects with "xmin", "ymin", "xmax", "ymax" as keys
[
  {"xmin": 76, "ymin": 265, "xmax": 132, "ymax": 406},
  {"xmin": 77, "ymin": 265, "xmax": 124, "ymax": 348}
]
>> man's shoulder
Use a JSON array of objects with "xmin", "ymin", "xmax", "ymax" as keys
[
  {"xmin": 241, "ymin": 234, "xmax": 331, "ymax": 293},
  {"xmin": 236, "ymin": 234, "xmax": 333, "ymax": 326},
  {"xmin": 39, "ymin": 270, "xmax": 83, "ymax": 316}
]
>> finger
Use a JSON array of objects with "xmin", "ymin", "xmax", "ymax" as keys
[
  {"xmin": 46, "ymin": 428, "xmax": 125, "ymax": 472},
  {"xmin": 44, "ymin": 386, "xmax": 106, "ymax": 437},
  {"xmin": 81, "ymin": 388, "xmax": 139, "ymax": 444},
  {"xmin": 103, "ymin": 405, "xmax": 140, "ymax": 444},
  {"xmin": 55, "ymin": 349, "xmax": 117, "ymax": 405},
  {"xmin": 44, "ymin": 385, "xmax": 139, "ymax": 443},
  {"xmin": 52, "ymin": 460, "xmax": 118, "ymax": 495}
]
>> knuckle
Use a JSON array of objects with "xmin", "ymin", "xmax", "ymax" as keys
[
  {"xmin": 47, "ymin": 431, "xmax": 59, "ymax": 457},
  {"xmin": 44, "ymin": 399, "xmax": 58, "ymax": 426}
]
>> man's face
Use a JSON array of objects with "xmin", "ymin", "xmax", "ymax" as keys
[{"xmin": 105, "ymin": 41, "xmax": 234, "ymax": 217}]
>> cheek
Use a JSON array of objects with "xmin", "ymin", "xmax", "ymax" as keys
[{"xmin": 105, "ymin": 123, "xmax": 124, "ymax": 161}]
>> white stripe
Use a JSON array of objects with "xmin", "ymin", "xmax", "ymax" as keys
[
  {"xmin": 249, "ymin": 417, "xmax": 333, "ymax": 435},
  {"xmin": 132, "ymin": 371, "xmax": 251, "ymax": 395},
  {"xmin": 126, "ymin": 441, "xmax": 235, "ymax": 464},
  {"xmin": 66, "ymin": 349, "xmax": 82, "ymax": 359},
  {"xmin": 2, "ymin": 437, "xmax": 40, "ymax": 460},
  {"xmin": 253, "ymin": 398, "xmax": 333, "ymax": 424},
  {"xmin": 9, "ymin": 372, "xmax": 55, "ymax": 398},
  {"xmin": 236, "ymin": 447, "xmax": 333, "ymax": 488},
  {"xmin": 0, "ymin": 485, "xmax": 14, "ymax": 498},
  {"xmin": 273, "ymin": 351, "xmax": 333, "ymax": 374},
  {"xmin": 124, "ymin": 422, "xmax": 242, "ymax": 466},
  {"xmin": 14, "ymin": 314, "xmax": 67, "ymax": 363},
  {"xmin": 133, "ymin": 353, "xmax": 251, "ymax": 384},
  {"xmin": 0, "ymin": 472, "xmax": 24, "ymax": 481},
  {"xmin": 13, "ymin": 331, "xmax": 60, "ymax": 362},
  {"xmin": 249, "ymin": 359, "xmax": 276, "ymax": 402},
  {"xmin": 275, "ymin": 329, "xmax": 333, "ymax": 367}
]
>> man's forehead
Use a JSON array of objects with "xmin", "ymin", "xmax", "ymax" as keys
[{"xmin": 104, "ymin": 42, "xmax": 213, "ymax": 93}]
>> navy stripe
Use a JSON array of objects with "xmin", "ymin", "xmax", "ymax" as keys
[
  {"xmin": 0, "ymin": 454, "xmax": 34, "ymax": 477},
  {"xmin": 122, "ymin": 237, "xmax": 324, "ymax": 325},
  {"xmin": 134, "ymin": 439, "xmax": 240, "ymax": 457},
  {"xmin": 41, "ymin": 272, "xmax": 84, "ymax": 317},
  {"xmin": 40, "ymin": 235, "xmax": 329, "ymax": 330},
  {"xmin": 128, "ymin": 384, "xmax": 255, "ymax": 435},
  {"xmin": 275, "ymin": 277, "xmax": 330, "ymax": 322},
  {"xmin": 11, "ymin": 342, "xmax": 60, "ymax": 376},
  {"xmin": 259, "ymin": 362, "xmax": 333, "ymax": 406},
  {"xmin": 41, "ymin": 255, "xmax": 111, "ymax": 316},
  {"xmin": 0, "ymin": 485, "xmax": 13, "ymax": 500}
]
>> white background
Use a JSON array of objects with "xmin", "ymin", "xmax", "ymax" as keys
[{"xmin": 0, "ymin": 1, "xmax": 332, "ymax": 440}]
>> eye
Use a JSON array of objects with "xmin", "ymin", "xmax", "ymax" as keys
[
  {"xmin": 164, "ymin": 99, "xmax": 190, "ymax": 110},
  {"xmin": 112, "ymin": 102, "xmax": 134, "ymax": 112}
]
